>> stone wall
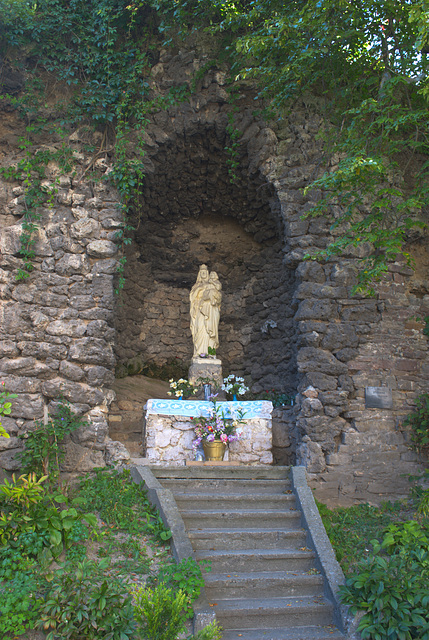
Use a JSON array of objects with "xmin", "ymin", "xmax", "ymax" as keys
[
  {"xmin": 0, "ymin": 157, "xmax": 129, "ymax": 470},
  {"xmin": 0, "ymin": 47, "xmax": 428, "ymax": 501},
  {"xmin": 297, "ymin": 261, "xmax": 429, "ymax": 506}
]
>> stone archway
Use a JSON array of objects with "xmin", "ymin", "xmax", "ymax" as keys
[
  {"xmin": 109, "ymin": 108, "xmax": 300, "ymax": 459},
  {"xmin": 114, "ymin": 120, "xmax": 298, "ymax": 395}
]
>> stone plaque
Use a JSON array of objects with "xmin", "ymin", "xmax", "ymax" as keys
[{"xmin": 365, "ymin": 387, "xmax": 393, "ymax": 409}]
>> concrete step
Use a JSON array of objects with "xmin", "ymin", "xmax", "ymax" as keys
[
  {"xmin": 181, "ymin": 508, "xmax": 301, "ymax": 529},
  {"xmin": 160, "ymin": 478, "xmax": 291, "ymax": 494},
  {"xmin": 212, "ymin": 595, "xmax": 335, "ymax": 629},
  {"xmin": 149, "ymin": 465, "xmax": 344, "ymax": 638},
  {"xmin": 221, "ymin": 626, "xmax": 345, "ymax": 640},
  {"xmin": 151, "ymin": 466, "xmax": 291, "ymax": 480},
  {"xmin": 195, "ymin": 548, "xmax": 316, "ymax": 572},
  {"xmin": 204, "ymin": 571, "xmax": 325, "ymax": 599},
  {"xmin": 173, "ymin": 492, "xmax": 295, "ymax": 510},
  {"xmin": 188, "ymin": 528, "xmax": 307, "ymax": 550}
]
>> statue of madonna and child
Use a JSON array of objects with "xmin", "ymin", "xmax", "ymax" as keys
[{"xmin": 189, "ymin": 264, "xmax": 222, "ymax": 359}]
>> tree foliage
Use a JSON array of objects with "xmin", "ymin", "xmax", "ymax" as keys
[
  {"xmin": 1, "ymin": 0, "xmax": 429, "ymax": 292},
  {"xmin": 154, "ymin": 0, "xmax": 429, "ymax": 293}
]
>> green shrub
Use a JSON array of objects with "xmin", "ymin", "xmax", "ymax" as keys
[
  {"xmin": 133, "ymin": 583, "xmax": 187, "ymax": 640},
  {"xmin": 339, "ymin": 522, "xmax": 429, "ymax": 640},
  {"xmin": 18, "ymin": 402, "xmax": 89, "ymax": 481},
  {"xmin": 0, "ymin": 473, "xmax": 96, "ymax": 565},
  {"xmin": 383, "ymin": 521, "xmax": 429, "ymax": 564},
  {"xmin": 38, "ymin": 559, "xmax": 136, "ymax": 640},
  {"xmin": 0, "ymin": 530, "xmax": 47, "ymax": 579},
  {"xmin": 152, "ymin": 556, "xmax": 208, "ymax": 617},
  {"xmin": 0, "ymin": 381, "xmax": 17, "ymax": 438},
  {"xmin": 0, "ymin": 570, "xmax": 44, "ymax": 638},
  {"xmin": 193, "ymin": 621, "xmax": 223, "ymax": 640},
  {"xmin": 403, "ymin": 393, "xmax": 429, "ymax": 453}
]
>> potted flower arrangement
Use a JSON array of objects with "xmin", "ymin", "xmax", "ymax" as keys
[
  {"xmin": 167, "ymin": 378, "xmax": 196, "ymax": 400},
  {"xmin": 192, "ymin": 396, "xmax": 245, "ymax": 461},
  {"xmin": 221, "ymin": 374, "xmax": 249, "ymax": 401}
]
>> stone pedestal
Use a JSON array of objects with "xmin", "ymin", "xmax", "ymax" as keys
[{"xmin": 188, "ymin": 357, "xmax": 223, "ymax": 387}]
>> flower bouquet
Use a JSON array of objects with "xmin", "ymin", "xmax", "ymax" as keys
[
  {"xmin": 167, "ymin": 378, "xmax": 196, "ymax": 399},
  {"xmin": 221, "ymin": 374, "xmax": 249, "ymax": 400},
  {"xmin": 192, "ymin": 397, "xmax": 245, "ymax": 460}
]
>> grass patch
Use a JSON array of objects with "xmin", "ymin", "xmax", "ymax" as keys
[
  {"xmin": 75, "ymin": 467, "xmax": 172, "ymax": 542},
  {"xmin": 317, "ymin": 499, "xmax": 418, "ymax": 574}
]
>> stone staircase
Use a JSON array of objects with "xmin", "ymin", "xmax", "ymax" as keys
[{"xmin": 151, "ymin": 466, "xmax": 346, "ymax": 640}]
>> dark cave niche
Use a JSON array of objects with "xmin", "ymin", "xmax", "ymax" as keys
[{"xmin": 114, "ymin": 123, "xmax": 297, "ymax": 393}]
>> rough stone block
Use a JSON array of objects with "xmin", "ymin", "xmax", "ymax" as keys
[
  {"xmin": 17, "ymin": 342, "xmax": 68, "ymax": 359},
  {"xmin": 400, "ymin": 450, "xmax": 420, "ymax": 462},
  {"xmin": 0, "ymin": 417, "xmax": 19, "ymax": 436},
  {"xmin": 0, "ymin": 448, "xmax": 23, "ymax": 471},
  {"xmin": 340, "ymin": 303, "xmax": 381, "ymax": 322},
  {"xmin": 11, "ymin": 394, "xmax": 44, "ymax": 419},
  {"xmin": 56, "ymin": 253, "xmax": 90, "ymax": 275},
  {"xmin": 299, "ymin": 372, "xmax": 338, "ymax": 392},
  {"xmin": 296, "ymin": 436, "xmax": 326, "ymax": 473},
  {"xmin": 61, "ymin": 440, "xmax": 105, "ymax": 472},
  {"xmin": 42, "ymin": 378, "xmax": 105, "ymax": 406},
  {"xmin": 85, "ymin": 365, "xmax": 115, "ymax": 386},
  {"xmin": 71, "ymin": 218, "xmax": 100, "ymax": 239},
  {"xmin": 319, "ymin": 390, "xmax": 349, "ymax": 406},
  {"xmin": 1, "ymin": 375, "xmax": 41, "ymax": 394},
  {"xmin": 295, "ymin": 299, "xmax": 338, "ymax": 321},
  {"xmin": 0, "ymin": 436, "xmax": 20, "ymax": 452},
  {"xmin": 46, "ymin": 320, "xmax": 87, "ymax": 337},
  {"xmin": 0, "ymin": 340, "xmax": 20, "ymax": 357},
  {"xmin": 69, "ymin": 338, "xmax": 115, "ymax": 367},
  {"xmin": 301, "ymin": 397, "xmax": 323, "ymax": 416},
  {"xmin": 297, "ymin": 347, "xmax": 347, "ymax": 375}
]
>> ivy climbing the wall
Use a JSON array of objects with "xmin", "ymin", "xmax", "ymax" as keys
[
  {"xmin": 1, "ymin": 0, "xmax": 429, "ymax": 292},
  {"xmin": 152, "ymin": 0, "xmax": 429, "ymax": 294}
]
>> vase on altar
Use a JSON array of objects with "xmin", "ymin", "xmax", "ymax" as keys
[{"xmin": 202, "ymin": 439, "xmax": 226, "ymax": 461}]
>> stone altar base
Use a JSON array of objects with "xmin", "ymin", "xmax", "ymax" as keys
[
  {"xmin": 188, "ymin": 357, "xmax": 223, "ymax": 388},
  {"xmin": 144, "ymin": 399, "xmax": 273, "ymax": 465}
]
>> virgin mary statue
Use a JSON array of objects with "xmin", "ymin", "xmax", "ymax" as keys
[{"xmin": 190, "ymin": 265, "xmax": 222, "ymax": 358}]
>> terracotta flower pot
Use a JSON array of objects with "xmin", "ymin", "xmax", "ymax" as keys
[{"xmin": 203, "ymin": 439, "xmax": 226, "ymax": 461}]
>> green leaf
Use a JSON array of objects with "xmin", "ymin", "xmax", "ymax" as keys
[
  {"xmin": 82, "ymin": 513, "xmax": 97, "ymax": 527},
  {"xmin": 49, "ymin": 530, "xmax": 62, "ymax": 547}
]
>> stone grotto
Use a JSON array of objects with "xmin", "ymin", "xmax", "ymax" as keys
[{"xmin": 0, "ymin": 49, "xmax": 428, "ymax": 505}]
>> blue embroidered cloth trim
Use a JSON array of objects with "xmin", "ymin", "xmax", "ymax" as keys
[{"xmin": 145, "ymin": 399, "xmax": 273, "ymax": 419}]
